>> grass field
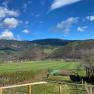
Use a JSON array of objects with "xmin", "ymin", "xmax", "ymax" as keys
[
  {"xmin": 0, "ymin": 60, "xmax": 85, "ymax": 86},
  {"xmin": 0, "ymin": 60, "xmax": 82, "ymax": 73},
  {"xmin": 0, "ymin": 60, "xmax": 87, "ymax": 94}
]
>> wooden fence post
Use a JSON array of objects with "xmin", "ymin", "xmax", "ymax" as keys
[
  {"xmin": 59, "ymin": 83, "xmax": 62, "ymax": 94},
  {"xmin": 90, "ymin": 86, "xmax": 93, "ymax": 94},
  {"xmin": 0, "ymin": 89, "xmax": 3, "ymax": 94},
  {"xmin": 85, "ymin": 82, "xmax": 89, "ymax": 94},
  {"xmin": 28, "ymin": 85, "xmax": 32, "ymax": 94}
]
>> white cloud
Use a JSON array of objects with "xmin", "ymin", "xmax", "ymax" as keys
[
  {"xmin": 23, "ymin": 3, "xmax": 28, "ymax": 9},
  {"xmin": 22, "ymin": 29, "xmax": 30, "ymax": 34},
  {"xmin": 86, "ymin": 16, "xmax": 94, "ymax": 21},
  {"xmin": 0, "ymin": 29, "xmax": 15, "ymax": 40},
  {"xmin": 35, "ymin": 14, "xmax": 41, "ymax": 18},
  {"xmin": 25, "ymin": 21, "xmax": 29, "ymax": 25},
  {"xmin": 1, "ymin": 1, "xmax": 8, "ymax": 7},
  {"xmin": 51, "ymin": 0, "xmax": 81, "ymax": 10},
  {"xmin": 3, "ymin": 18, "xmax": 19, "ymax": 28},
  {"xmin": 22, "ymin": 1, "xmax": 32, "ymax": 12},
  {"xmin": 77, "ymin": 26, "xmax": 87, "ymax": 32},
  {"xmin": 56, "ymin": 17, "xmax": 79, "ymax": 34},
  {"xmin": 41, "ymin": 1, "xmax": 45, "ymax": 6},
  {"xmin": 0, "ymin": 7, "xmax": 19, "ymax": 18}
]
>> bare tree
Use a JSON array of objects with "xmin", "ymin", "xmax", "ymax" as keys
[
  {"xmin": 19, "ymin": 45, "xmax": 47, "ymax": 61},
  {"xmin": 81, "ymin": 49, "xmax": 94, "ymax": 78}
]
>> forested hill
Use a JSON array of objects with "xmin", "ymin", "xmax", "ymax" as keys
[
  {"xmin": 0, "ymin": 39, "xmax": 73, "ymax": 48},
  {"xmin": 0, "ymin": 39, "xmax": 94, "ymax": 61},
  {"xmin": 31, "ymin": 39, "xmax": 75, "ymax": 46}
]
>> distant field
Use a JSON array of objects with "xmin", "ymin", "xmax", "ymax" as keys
[{"xmin": 0, "ymin": 60, "xmax": 81, "ymax": 73}]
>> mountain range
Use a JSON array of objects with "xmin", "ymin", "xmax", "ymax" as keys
[{"xmin": 0, "ymin": 39, "xmax": 94, "ymax": 61}]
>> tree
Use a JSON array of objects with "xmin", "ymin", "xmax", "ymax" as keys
[
  {"xmin": 19, "ymin": 45, "xmax": 47, "ymax": 61},
  {"xmin": 81, "ymin": 49, "xmax": 94, "ymax": 78}
]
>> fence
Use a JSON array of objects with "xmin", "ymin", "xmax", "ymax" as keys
[
  {"xmin": 0, "ymin": 81, "xmax": 94, "ymax": 94},
  {"xmin": 57, "ymin": 82, "xmax": 94, "ymax": 94}
]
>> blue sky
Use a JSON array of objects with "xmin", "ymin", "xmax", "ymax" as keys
[{"xmin": 0, "ymin": 0, "xmax": 94, "ymax": 40}]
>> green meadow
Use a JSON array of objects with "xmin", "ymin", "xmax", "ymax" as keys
[
  {"xmin": 0, "ymin": 60, "xmax": 87, "ymax": 94},
  {"xmin": 0, "ymin": 60, "xmax": 82, "ymax": 73}
]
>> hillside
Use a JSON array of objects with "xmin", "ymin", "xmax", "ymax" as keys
[
  {"xmin": 0, "ymin": 39, "xmax": 71, "ymax": 61},
  {"xmin": 50, "ymin": 39, "xmax": 94, "ymax": 59},
  {"xmin": 0, "ymin": 39, "xmax": 94, "ymax": 61}
]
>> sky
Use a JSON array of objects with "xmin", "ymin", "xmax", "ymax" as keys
[{"xmin": 0, "ymin": 0, "xmax": 94, "ymax": 40}]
